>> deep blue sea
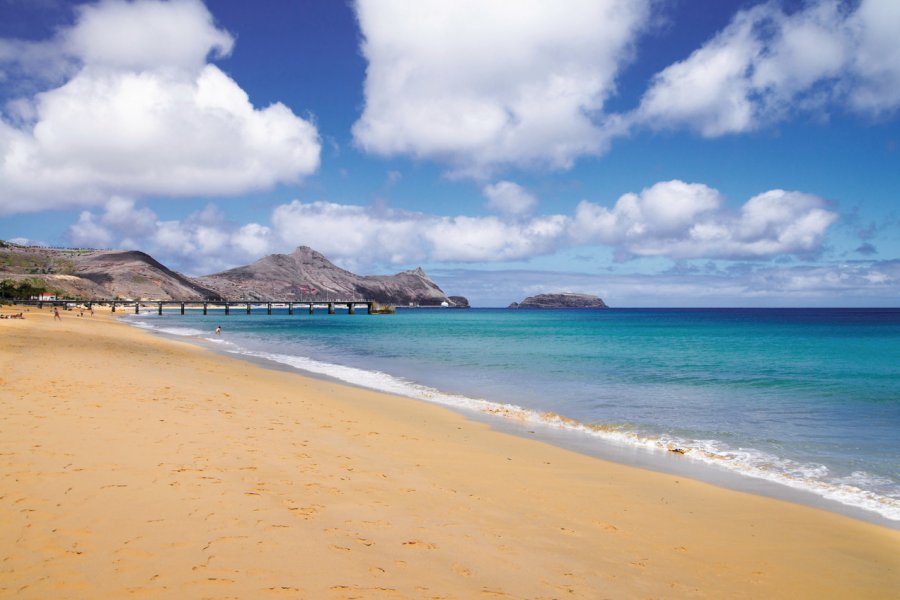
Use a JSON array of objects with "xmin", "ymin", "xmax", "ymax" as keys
[{"xmin": 126, "ymin": 307, "xmax": 900, "ymax": 522}]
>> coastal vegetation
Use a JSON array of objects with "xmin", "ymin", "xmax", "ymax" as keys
[{"xmin": 0, "ymin": 278, "xmax": 66, "ymax": 301}]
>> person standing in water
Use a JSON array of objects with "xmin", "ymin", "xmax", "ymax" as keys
[{"xmin": 215, "ymin": 325, "xmax": 221, "ymax": 335}]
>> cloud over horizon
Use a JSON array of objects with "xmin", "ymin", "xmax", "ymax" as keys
[
  {"xmin": 66, "ymin": 180, "xmax": 839, "ymax": 277},
  {"xmin": 0, "ymin": 0, "xmax": 321, "ymax": 216},
  {"xmin": 431, "ymin": 258, "xmax": 900, "ymax": 307}
]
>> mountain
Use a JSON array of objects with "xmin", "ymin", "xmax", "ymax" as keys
[
  {"xmin": 198, "ymin": 246, "xmax": 465, "ymax": 306},
  {"xmin": 0, "ymin": 241, "xmax": 219, "ymax": 300},
  {"xmin": 509, "ymin": 293, "xmax": 608, "ymax": 309},
  {"xmin": 1, "ymin": 241, "xmax": 468, "ymax": 306}
]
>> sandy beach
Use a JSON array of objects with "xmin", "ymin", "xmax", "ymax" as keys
[{"xmin": 1, "ymin": 306, "xmax": 898, "ymax": 599}]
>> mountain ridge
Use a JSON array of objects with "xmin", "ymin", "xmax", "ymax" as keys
[
  {"xmin": 0, "ymin": 241, "xmax": 467, "ymax": 307},
  {"xmin": 197, "ymin": 246, "xmax": 464, "ymax": 306}
]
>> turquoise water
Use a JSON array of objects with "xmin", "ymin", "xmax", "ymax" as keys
[{"xmin": 127, "ymin": 307, "xmax": 900, "ymax": 521}]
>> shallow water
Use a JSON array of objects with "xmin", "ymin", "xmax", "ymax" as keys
[{"xmin": 127, "ymin": 307, "xmax": 900, "ymax": 522}]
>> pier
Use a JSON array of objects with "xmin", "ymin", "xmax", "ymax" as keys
[{"xmin": 11, "ymin": 298, "xmax": 376, "ymax": 316}]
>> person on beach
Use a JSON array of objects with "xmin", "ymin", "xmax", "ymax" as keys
[
  {"xmin": 215, "ymin": 325, "xmax": 221, "ymax": 335},
  {"xmin": 53, "ymin": 307, "xmax": 61, "ymax": 321}
]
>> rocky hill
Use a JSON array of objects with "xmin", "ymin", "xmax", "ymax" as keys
[
  {"xmin": 198, "ymin": 246, "xmax": 465, "ymax": 307},
  {"xmin": 509, "ymin": 293, "xmax": 608, "ymax": 309},
  {"xmin": 0, "ymin": 242, "xmax": 468, "ymax": 306},
  {"xmin": 0, "ymin": 241, "xmax": 219, "ymax": 300}
]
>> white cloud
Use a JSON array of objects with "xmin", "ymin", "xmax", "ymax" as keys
[
  {"xmin": 6, "ymin": 237, "xmax": 48, "ymax": 247},
  {"xmin": 273, "ymin": 181, "xmax": 836, "ymax": 266},
  {"xmin": 636, "ymin": 0, "xmax": 900, "ymax": 135},
  {"xmin": 100, "ymin": 196, "xmax": 157, "ymax": 238},
  {"xmin": 848, "ymin": 0, "xmax": 900, "ymax": 113},
  {"xmin": 271, "ymin": 200, "xmax": 568, "ymax": 265},
  {"xmin": 64, "ymin": 179, "xmax": 840, "ymax": 275},
  {"xmin": 69, "ymin": 210, "xmax": 114, "ymax": 248},
  {"xmin": 425, "ymin": 215, "xmax": 568, "ymax": 262},
  {"xmin": 65, "ymin": 199, "xmax": 273, "ymax": 274},
  {"xmin": 0, "ymin": 0, "xmax": 320, "ymax": 216},
  {"xmin": 63, "ymin": 0, "xmax": 234, "ymax": 71},
  {"xmin": 571, "ymin": 181, "xmax": 837, "ymax": 259},
  {"xmin": 271, "ymin": 201, "xmax": 429, "ymax": 268},
  {"xmin": 232, "ymin": 223, "xmax": 272, "ymax": 257},
  {"xmin": 483, "ymin": 181, "xmax": 538, "ymax": 217},
  {"xmin": 352, "ymin": 0, "xmax": 651, "ymax": 176}
]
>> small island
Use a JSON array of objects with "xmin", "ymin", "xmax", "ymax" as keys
[{"xmin": 508, "ymin": 292, "xmax": 609, "ymax": 309}]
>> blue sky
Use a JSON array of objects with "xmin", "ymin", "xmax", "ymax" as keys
[{"xmin": 1, "ymin": 0, "xmax": 898, "ymax": 306}]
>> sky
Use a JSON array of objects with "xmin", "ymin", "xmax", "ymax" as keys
[{"xmin": 0, "ymin": 0, "xmax": 898, "ymax": 307}]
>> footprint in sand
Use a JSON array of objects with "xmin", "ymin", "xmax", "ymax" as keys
[
  {"xmin": 264, "ymin": 586, "xmax": 304, "ymax": 595},
  {"xmin": 481, "ymin": 589, "xmax": 513, "ymax": 597},
  {"xmin": 453, "ymin": 564, "xmax": 472, "ymax": 577},
  {"xmin": 401, "ymin": 540, "xmax": 437, "ymax": 550}
]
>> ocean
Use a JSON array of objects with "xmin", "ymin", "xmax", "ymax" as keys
[{"xmin": 125, "ymin": 307, "xmax": 900, "ymax": 524}]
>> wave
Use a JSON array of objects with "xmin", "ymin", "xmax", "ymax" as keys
[
  {"xmin": 124, "ymin": 316, "xmax": 900, "ymax": 522},
  {"xmin": 234, "ymin": 348, "xmax": 900, "ymax": 523},
  {"xmin": 126, "ymin": 319, "xmax": 209, "ymax": 337}
]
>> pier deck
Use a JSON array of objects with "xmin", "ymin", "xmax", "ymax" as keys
[{"xmin": 11, "ymin": 299, "xmax": 376, "ymax": 316}]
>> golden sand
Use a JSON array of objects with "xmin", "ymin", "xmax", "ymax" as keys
[{"xmin": 1, "ymin": 306, "xmax": 898, "ymax": 598}]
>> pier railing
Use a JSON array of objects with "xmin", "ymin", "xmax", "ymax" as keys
[{"xmin": 4, "ymin": 298, "xmax": 376, "ymax": 315}]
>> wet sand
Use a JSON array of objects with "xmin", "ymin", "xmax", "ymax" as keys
[{"xmin": 1, "ymin": 305, "xmax": 898, "ymax": 598}]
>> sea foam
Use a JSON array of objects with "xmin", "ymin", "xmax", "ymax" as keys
[
  {"xmin": 231, "ymin": 347, "xmax": 900, "ymax": 523},
  {"xmin": 124, "ymin": 314, "xmax": 900, "ymax": 523}
]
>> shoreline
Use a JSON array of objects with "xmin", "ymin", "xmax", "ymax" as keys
[
  {"xmin": 128, "ymin": 309, "xmax": 900, "ymax": 529},
  {"xmin": 2, "ymin": 305, "xmax": 899, "ymax": 598}
]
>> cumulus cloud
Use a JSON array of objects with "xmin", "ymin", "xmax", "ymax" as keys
[
  {"xmin": 271, "ymin": 201, "xmax": 429, "ymax": 267},
  {"xmin": 65, "ymin": 199, "xmax": 274, "ymax": 274},
  {"xmin": 483, "ymin": 181, "xmax": 538, "ymax": 217},
  {"xmin": 270, "ymin": 199, "xmax": 570, "ymax": 266},
  {"xmin": 0, "ymin": 0, "xmax": 320, "ymax": 216},
  {"xmin": 65, "ymin": 180, "xmax": 840, "ymax": 275},
  {"xmin": 427, "ymin": 215, "xmax": 569, "ymax": 262},
  {"xmin": 572, "ymin": 181, "xmax": 837, "ymax": 259},
  {"xmin": 63, "ymin": 0, "xmax": 234, "ymax": 71},
  {"xmin": 273, "ymin": 180, "xmax": 836, "ymax": 266},
  {"xmin": 352, "ymin": 0, "xmax": 651, "ymax": 176},
  {"xmin": 68, "ymin": 211, "xmax": 114, "ymax": 249},
  {"xmin": 636, "ymin": 0, "xmax": 900, "ymax": 136}
]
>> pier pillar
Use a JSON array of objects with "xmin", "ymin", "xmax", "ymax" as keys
[
  {"xmin": 267, "ymin": 303, "xmax": 272, "ymax": 315},
  {"xmin": 348, "ymin": 304, "xmax": 356, "ymax": 315},
  {"xmin": 203, "ymin": 303, "xmax": 208, "ymax": 315},
  {"xmin": 246, "ymin": 303, "xmax": 251, "ymax": 315},
  {"xmin": 328, "ymin": 303, "xmax": 335, "ymax": 315},
  {"xmin": 288, "ymin": 303, "xmax": 293, "ymax": 315},
  {"xmin": 181, "ymin": 303, "xmax": 185, "ymax": 315},
  {"xmin": 134, "ymin": 303, "xmax": 139, "ymax": 314},
  {"xmin": 225, "ymin": 303, "xmax": 230, "ymax": 316},
  {"xmin": 158, "ymin": 302, "xmax": 163, "ymax": 316},
  {"xmin": 367, "ymin": 303, "xmax": 372, "ymax": 315}
]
